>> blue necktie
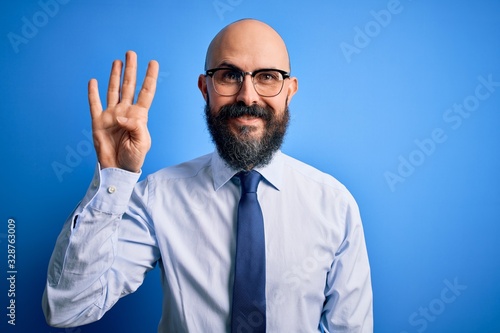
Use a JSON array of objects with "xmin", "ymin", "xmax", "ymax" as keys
[{"xmin": 231, "ymin": 170, "xmax": 266, "ymax": 333}]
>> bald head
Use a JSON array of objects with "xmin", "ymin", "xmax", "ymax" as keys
[{"xmin": 204, "ymin": 19, "xmax": 291, "ymax": 72}]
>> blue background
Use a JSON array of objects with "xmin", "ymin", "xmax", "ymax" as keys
[{"xmin": 1, "ymin": 0, "xmax": 499, "ymax": 332}]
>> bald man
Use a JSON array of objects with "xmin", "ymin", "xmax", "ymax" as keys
[{"xmin": 43, "ymin": 19, "xmax": 373, "ymax": 332}]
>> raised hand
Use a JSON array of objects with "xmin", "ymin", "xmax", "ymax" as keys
[{"xmin": 88, "ymin": 51, "xmax": 159, "ymax": 173}]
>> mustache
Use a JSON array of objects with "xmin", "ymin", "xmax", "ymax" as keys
[{"xmin": 217, "ymin": 103, "xmax": 272, "ymax": 121}]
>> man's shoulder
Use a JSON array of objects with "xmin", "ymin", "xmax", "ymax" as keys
[{"xmin": 280, "ymin": 152, "xmax": 349, "ymax": 194}]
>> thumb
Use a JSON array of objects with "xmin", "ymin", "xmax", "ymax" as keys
[
  {"xmin": 116, "ymin": 116, "xmax": 129, "ymax": 125},
  {"xmin": 116, "ymin": 116, "xmax": 139, "ymax": 132},
  {"xmin": 116, "ymin": 116, "xmax": 149, "ymax": 141}
]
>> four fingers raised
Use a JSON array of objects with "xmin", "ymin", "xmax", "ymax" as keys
[{"xmin": 88, "ymin": 51, "xmax": 159, "ymax": 119}]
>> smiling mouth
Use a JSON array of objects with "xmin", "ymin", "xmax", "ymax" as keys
[
  {"xmin": 228, "ymin": 116, "xmax": 265, "ymax": 137},
  {"xmin": 231, "ymin": 115, "xmax": 263, "ymax": 125}
]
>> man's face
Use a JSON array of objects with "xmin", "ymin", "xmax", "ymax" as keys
[{"xmin": 198, "ymin": 20, "xmax": 298, "ymax": 170}]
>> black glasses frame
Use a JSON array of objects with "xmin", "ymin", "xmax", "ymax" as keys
[{"xmin": 205, "ymin": 67, "xmax": 291, "ymax": 97}]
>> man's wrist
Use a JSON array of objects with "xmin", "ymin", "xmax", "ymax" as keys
[{"xmin": 84, "ymin": 164, "xmax": 141, "ymax": 215}]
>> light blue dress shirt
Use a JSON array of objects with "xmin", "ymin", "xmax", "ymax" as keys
[{"xmin": 43, "ymin": 150, "xmax": 373, "ymax": 332}]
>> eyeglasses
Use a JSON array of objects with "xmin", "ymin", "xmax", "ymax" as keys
[{"xmin": 205, "ymin": 67, "xmax": 290, "ymax": 97}]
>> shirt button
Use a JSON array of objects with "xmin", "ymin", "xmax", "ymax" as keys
[
  {"xmin": 107, "ymin": 186, "xmax": 116, "ymax": 194},
  {"xmin": 92, "ymin": 180, "xmax": 99, "ymax": 188}
]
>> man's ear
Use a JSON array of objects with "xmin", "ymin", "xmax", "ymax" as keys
[
  {"xmin": 198, "ymin": 74, "xmax": 209, "ymax": 102},
  {"xmin": 285, "ymin": 77, "xmax": 298, "ymax": 104}
]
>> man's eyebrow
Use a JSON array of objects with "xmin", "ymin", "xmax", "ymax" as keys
[
  {"xmin": 215, "ymin": 62, "xmax": 281, "ymax": 71},
  {"xmin": 217, "ymin": 62, "xmax": 242, "ymax": 70}
]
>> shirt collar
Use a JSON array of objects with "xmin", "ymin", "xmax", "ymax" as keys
[{"xmin": 211, "ymin": 150, "xmax": 284, "ymax": 192}]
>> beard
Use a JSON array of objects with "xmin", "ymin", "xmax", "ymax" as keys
[{"xmin": 205, "ymin": 100, "xmax": 290, "ymax": 171}]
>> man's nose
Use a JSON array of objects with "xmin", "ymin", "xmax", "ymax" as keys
[{"xmin": 236, "ymin": 74, "xmax": 260, "ymax": 106}]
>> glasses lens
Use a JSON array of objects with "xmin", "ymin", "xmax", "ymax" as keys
[
  {"xmin": 253, "ymin": 70, "xmax": 285, "ymax": 97},
  {"xmin": 213, "ymin": 69, "xmax": 242, "ymax": 96}
]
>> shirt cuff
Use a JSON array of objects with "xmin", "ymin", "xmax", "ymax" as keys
[{"xmin": 80, "ymin": 164, "xmax": 142, "ymax": 215}]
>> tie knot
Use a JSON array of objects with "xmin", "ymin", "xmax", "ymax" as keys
[{"xmin": 238, "ymin": 170, "xmax": 261, "ymax": 194}]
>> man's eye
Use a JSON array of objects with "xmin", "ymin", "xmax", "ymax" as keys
[
  {"xmin": 256, "ymin": 72, "xmax": 279, "ymax": 82},
  {"xmin": 221, "ymin": 71, "xmax": 241, "ymax": 82}
]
